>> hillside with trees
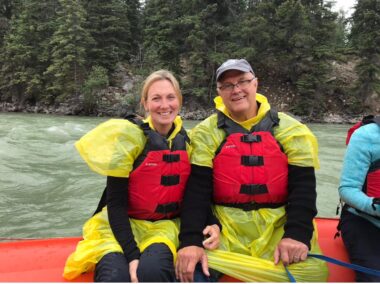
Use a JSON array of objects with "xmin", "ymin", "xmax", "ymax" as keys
[{"xmin": 0, "ymin": 0, "xmax": 379, "ymax": 121}]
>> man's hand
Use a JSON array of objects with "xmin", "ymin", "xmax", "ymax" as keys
[
  {"xmin": 202, "ymin": 224, "xmax": 220, "ymax": 250},
  {"xmin": 175, "ymin": 246, "xmax": 209, "ymax": 282},
  {"xmin": 129, "ymin": 259, "xmax": 139, "ymax": 282},
  {"xmin": 274, "ymin": 238, "xmax": 308, "ymax": 266}
]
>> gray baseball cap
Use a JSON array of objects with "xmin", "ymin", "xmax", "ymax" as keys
[{"xmin": 216, "ymin": 59, "xmax": 254, "ymax": 81}]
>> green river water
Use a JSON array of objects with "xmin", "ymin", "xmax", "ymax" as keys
[{"xmin": 0, "ymin": 112, "xmax": 350, "ymax": 239}]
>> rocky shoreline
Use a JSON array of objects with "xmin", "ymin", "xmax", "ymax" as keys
[{"xmin": 0, "ymin": 100, "xmax": 364, "ymax": 124}]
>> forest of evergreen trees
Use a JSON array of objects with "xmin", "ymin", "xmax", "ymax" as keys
[{"xmin": 0, "ymin": 0, "xmax": 379, "ymax": 118}]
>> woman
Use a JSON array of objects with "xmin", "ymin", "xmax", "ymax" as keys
[
  {"xmin": 338, "ymin": 115, "xmax": 380, "ymax": 282},
  {"xmin": 64, "ymin": 70, "xmax": 220, "ymax": 282}
]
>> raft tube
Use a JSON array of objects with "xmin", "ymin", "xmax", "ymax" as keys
[{"xmin": 0, "ymin": 218, "xmax": 355, "ymax": 282}]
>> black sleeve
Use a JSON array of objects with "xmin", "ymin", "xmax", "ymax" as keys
[
  {"xmin": 106, "ymin": 176, "xmax": 140, "ymax": 262},
  {"xmin": 179, "ymin": 165, "xmax": 214, "ymax": 249},
  {"xmin": 283, "ymin": 165, "xmax": 317, "ymax": 249},
  {"xmin": 206, "ymin": 206, "xmax": 222, "ymax": 231}
]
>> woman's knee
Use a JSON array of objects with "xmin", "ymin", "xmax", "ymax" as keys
[
  {"xmin": 138, "ymin": 243, "xmax": 175, "ymax": 282},
  {"xmin": 94, "ymin": 252, "xmax": 130, "ymax": 282}
]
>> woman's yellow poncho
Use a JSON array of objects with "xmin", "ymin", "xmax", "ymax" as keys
[{"xmin": 63, "ymin": 116, "xmax": 187, "ymax": 280}]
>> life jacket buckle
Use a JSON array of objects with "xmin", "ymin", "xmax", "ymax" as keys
[
  {"xmin": 161, "ymin": 175, "xmax": 180, "ymax": 186},
  {"xmin": 163, "ymin": 154, "xmax": 180, "ymax": 162},
  {"xmin": 241, "ymin": 155, "xmax": 264, "ymax": 166},
  {"xmin": 241, "ymin": 134, "xmax": 261, "ymax": 143},
  {"xmin": 242, "ymin": 201, "xmax": 258, "ymax": 211},
  {"xmin": 155, "ymin": 202, "xmax": 179, "ymax": 214},
  {"xmin": 240, "ymin": 184, "xmax": 268, "ymax": 195}
]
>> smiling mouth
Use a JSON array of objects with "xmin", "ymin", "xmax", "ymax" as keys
[
  {"xmin": 231, "ymin": 96, "xmax": 246, "ymax": 102},
  {"xmin": 159, "ymin": 111, "xmax": 171, "ymax": 116}
]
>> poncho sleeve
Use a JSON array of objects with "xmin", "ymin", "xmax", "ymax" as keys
[{"xmin": 75, "ymin": 119, "xmax": 145, "ymax": 177}]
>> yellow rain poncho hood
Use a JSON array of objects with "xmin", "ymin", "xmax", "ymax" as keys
[{"xmin": 75, "ymin": 115, "xmax": 188, "ymax": 177}]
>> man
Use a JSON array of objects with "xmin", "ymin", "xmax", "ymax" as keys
[{"xmin": 175, "ymin": 59, "xmax": 328, "ymax": 282}]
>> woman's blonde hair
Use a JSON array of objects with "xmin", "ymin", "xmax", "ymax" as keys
[{"xmin": 140, "ymin": 69, "xmax": 182, "ymax": 107}]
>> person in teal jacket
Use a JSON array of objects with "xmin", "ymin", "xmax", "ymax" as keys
[{"xmin": 338, "ymin": 116, "xmax": 380, "ymax": 282}]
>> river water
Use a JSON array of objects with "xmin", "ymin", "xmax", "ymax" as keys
[{"xmin": 0, "ymin": 113, "xmax": 350, "ymax": 239}]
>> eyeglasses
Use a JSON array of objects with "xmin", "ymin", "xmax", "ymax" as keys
[{"xmin": 217, "ymin": 77, "xmax": 256, "ymax": 93}]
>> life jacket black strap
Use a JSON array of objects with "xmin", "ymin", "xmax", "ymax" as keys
[
  {"xmin": 241, "ymin": 155, "xmax": 264, "ymax": 166},
  {"xmin": 171, "ymin": 128, "xmax": 190, "ymax": 151},
  {"xmin": 241, "ymin": 134, "xmax": 261, "ymax": 143},
  {"xmin": 217, "ymin": 111, "xmax": 247, "ymax": 134},
  {"xmin": 215, "ymin": 109, "xmax": 283, "ymax": 156},
  {"xmin": 368, "ymin": 159, "xmax": 380, "ymax": 173},
  {"xmin": 161, "ymin": 175, "xmax": 180, "ymax": 186},
  {"xmin": 372, "ymin": 198, "xmax": 380, "ymax": 211},
  {"xmin": 362, "ymin": 115, "xmax": 380, "ymax": 126},
  {"xmin": 217, "ymin": 109, "xmax": 280, "ymax": 135},
  {"xmin": 124, "ymin": 113, "xmax": 144, "ymax": 126},
  {"xmin": 344, "ymin": 203, "xmax": 380, "ymax": 221},
  {"xmin": 126, "ymin": 115, "xmax": 189, "ymax": 170},
  {"xmin": 155, "ymin": 202, "xmax": 179, "ymax": 214},
  {"xmin": 163, "ymin": 154, "xmax": 180, "ymax": 162},
  {"xmin": 249, "ymin": 109, "xmax": 280, "ymax": 134},
  {"xmin": 374, "ymin": 116, "xmax": 380, "ymax": 125},
  {"xmin": 240, "ymin": 184, "xmax": 268, "ymax": 195},
  {"xmin": 216, "ymin": 201, "xmax": 285, "ymax": 211}
]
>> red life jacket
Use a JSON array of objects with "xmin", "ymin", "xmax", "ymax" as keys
[
  {"xmin": 213, "ymin": 110, "xmax": 288, "ymax": 209},
  {"xmin": 346, "ymin": 115, "xmax": 380, "ymax": 199},
  {"xmin": 127, "ymin": 118, "xmax": 191, "ymax": 220}
]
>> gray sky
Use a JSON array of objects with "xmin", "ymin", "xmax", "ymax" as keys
[{"xmin": 332, "ymin": 0, "xmax": 356, "ymax": 16}]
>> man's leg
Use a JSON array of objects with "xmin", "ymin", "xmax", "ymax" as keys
[{"xmin": 193, "ymin": 263, "xmax": 221, "ymax": 282}]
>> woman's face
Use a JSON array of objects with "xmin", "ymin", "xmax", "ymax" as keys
[{"xmin": 143, "ymin": 79, "xmax": 180, "ymax": 136}]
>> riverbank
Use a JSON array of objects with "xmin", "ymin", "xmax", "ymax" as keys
[{"xmin": 0, "ymin": 100, "xmax": 364, "ymax": 124}]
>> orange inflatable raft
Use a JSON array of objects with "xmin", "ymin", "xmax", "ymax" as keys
[{"xmin": 0, "ymin": 218, "xmax": 355, "ymax": 282}]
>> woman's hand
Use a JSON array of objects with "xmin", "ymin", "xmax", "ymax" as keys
[
  {"xmin": 129, "ymin": 259, "xmax": 139, "ymax": 282},
  {"xmin": 202, "ymin": 224, "xmax": 220, "ymax": 250}
]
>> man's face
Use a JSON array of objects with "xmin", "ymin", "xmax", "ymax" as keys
[{"xmin": 217, "ymin": 70, "xmax": 258, "ymax": 122}]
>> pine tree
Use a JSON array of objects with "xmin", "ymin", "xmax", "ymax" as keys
[
  {"xmin": 275, "ymin": 0, "xmax": 311, "ymax": 82},
  {"xmin": 350, "ymin": 0, "xmax": 380, "ymax": 111},
  {"xmin": 142, "ymin": 0, "xmax": 183, "ymax": 75},
  {"xmin": 179, "ymin": 0, "xmax": 239, "ymax": 102},
  {"xmin": 122, "ymin": 0, "xmax": 141, "ymax": 60},
  {"xmin": 44, "ymin": 0, "xmax": 93, "ymax": 100},
  {"xmin": 333, "ymin": 9, "xmax": 349, "ymax": 50},
  {"xmin": 274, "ymin": 0, "xmax": 339, "ymax": 117},
  {"xmin": 236, "ymin": 0, "xmax": 285, "ymax": 74},
  {"xmin": 0, "ymin": 0, "xmax": 57, "ymax": 104},
  {"xmin": 0, "ymin": 0, "xmax": 15, "ymax": 48},
  {"xmin": 82, "ymin": 0, "xmax": 133, "ymax": 73}
]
